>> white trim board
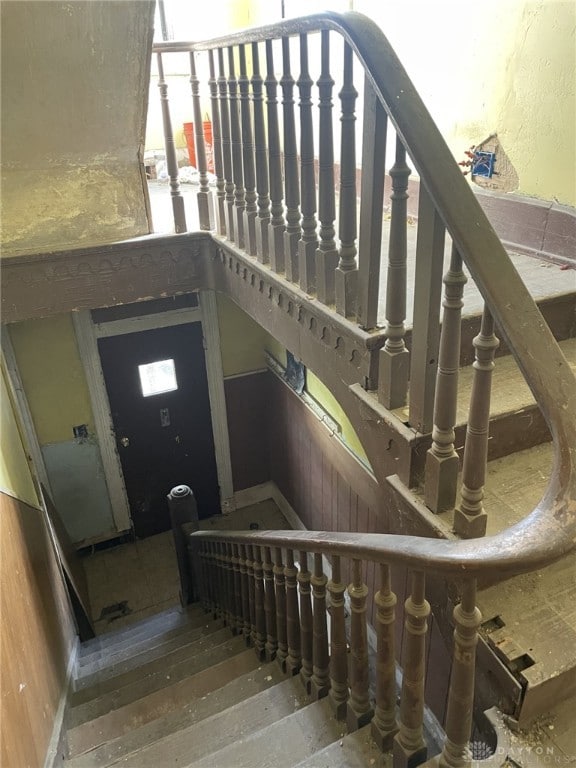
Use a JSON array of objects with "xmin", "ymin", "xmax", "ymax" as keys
[
  {"xmin": 73, "ymin": 292, "xmax": 233, "ymax": 538},
  {"xmin": 43, "ymin": 636, "xmax": 80, "ymax": 768}
]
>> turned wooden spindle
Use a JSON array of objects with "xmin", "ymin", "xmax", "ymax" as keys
[
  {"xmin": 227, "ymin": 47, "xmax": 246, "ymax": 248},
  {"xmin": 328, "ymin": 555, "xmax": 349, "ymax": 718},
  {"xmin": 280, "ymin": 37, "xmax": 301, "ymax": 282},
  {"xmin": 335, "ymin": 43, "xmax": 359, "ymax": 318},
  {"xmin": 208, "ymin": 50, "xmax": 226, "ymax": 235},
  {"xmin": 231, "ymin": 544, "xmax": 243, "ymax": 635},
  {"xmin": 245, "ymin": 544, "xmax": 257, "ymax": 647},
  {"xmin": 297, "ymin": 33, "xmax": 318, "ymax": 294},
  {"xmin": 310, "ymin": 553, "xmax": 330, "ymax": 700},
  {"xmin": 273, "ymin": 547, "xmax": 289, "ymax": 670},
  {"xmin": 347, "ymin": 559, "xmax": 374, "ymax": 731},
  {"xmin": 454, "ymin": 306, "xmax": 500, "ymax": 538},
  {"xmin": 207, "ymin": 542, "xmax": 217, "ymax": 617},
  {"xmin": 262, "ymin": 547, "xmax": 278, "ymax": 661},
  {"xmin": 218, "ymin": 49, "xmax": 235, "ymax": 241},
  {"xmin": 265, "ymin": 40, "xmax": 286, "ymax": 272},
  {"xmin": 189, "ymin": 51, "xmax": 212, "ymax": 230},
  {"xmin": 252, "ymin": 544, "xmax": 267, "ymax": 660},
  {"xmin": 425, "ymin": 245, "xmax": 468, "ymax": 513},
  {"xmin": 315, "ymin": 30, "xmax": 338, "ymax": 306},
  {"xmin": 439, "ymin": 580, "xmax": 482, "ymax": 768},
  {"xmin": 372, "ymin": 563, "xmax": 399, "ymax": 751},
  {"xmin": 298, "ymin": 551, "xmax": 314, "ymax": 690},
  {"xmin": 284, "ymin": 548, "xmax": 302, "ymax": 675},
  {"xmin": 238, "ymin": 544, "xmax": 252, "ymax": 646},
  {"xmin": 394, "ymin": 571, "xmax": 430, "ymax": 768},
  {"xmin": 213, "ymin": 543, "xmax": 224, "ymax": 621},
  {"xmin": 156, "ymin": 53, "xmax": 187, "ymax": 233},
  {"xmin": 378, "ymin": 138, "xmax": 411, "ymax": 408},
  {"xmin": 223, "ymin": 543, "xmax": 236, "ymax": 632},
  {"xmin": 239, "ymin": 44, "xmax": 258, "ymax": 256},
  {"xmin": 251, "ymin": 42, "xmax": 271, "ymax": 263}
]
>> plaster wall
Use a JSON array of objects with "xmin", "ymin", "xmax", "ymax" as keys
[{"xmin": 1, "ymin": 0, "xmax": 155, "ymax": 254}]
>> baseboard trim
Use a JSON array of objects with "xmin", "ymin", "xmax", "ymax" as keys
[{"xmin": 43, "ymin": 635, "xmax": 80, "ymax": 768}]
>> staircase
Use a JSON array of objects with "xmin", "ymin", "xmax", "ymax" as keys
[{"xmin": 64, "ymin": 605, "xmax": 384, "ymax": 768}]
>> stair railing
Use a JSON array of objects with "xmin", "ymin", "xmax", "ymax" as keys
[
  {"xmin": 152, "ymin": 12, "xmax": 576, "ymax": 539},
  {"xmin": 193, "ymin": 529, "xmax": 484, "ymax": 768}
]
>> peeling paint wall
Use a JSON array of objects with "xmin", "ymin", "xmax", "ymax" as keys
[{"xmin": 1, "ymin": 0, "xmax": 155, "ymax": 254}]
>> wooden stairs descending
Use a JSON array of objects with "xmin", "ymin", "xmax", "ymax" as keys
[{"xmin": 64, "ymin": 604, "xmax": 385, "ymax": 768}]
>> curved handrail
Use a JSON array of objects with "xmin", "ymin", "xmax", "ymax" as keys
[{"xmin": 156, "ymin": 12, "xmax": 576, "ymax": 576}]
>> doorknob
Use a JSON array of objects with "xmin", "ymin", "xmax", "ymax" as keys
[{"xmin": 120, "ymin": 436, "xmax": 130, "ymax": 448}]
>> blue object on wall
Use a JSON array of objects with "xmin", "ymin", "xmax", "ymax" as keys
[{"xmin": 472, "ymin": 151, "xmax": 496, "ymax": 178}]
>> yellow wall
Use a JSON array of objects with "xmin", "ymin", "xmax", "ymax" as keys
[
  {"xmin": 0, "ymin": 365, "xmax": 41, "ymax": 508},
  {"xmin": 352, "ymin": 0, "xmax": 575, "ymax": 205},
  {"xmin": 9, "ymin": 316, "xmax": 93, "ymax": 446},
  {"xmin": 1, "ymin": 0, "xmax": 155, "ymax": 254},
  {"xmin": 216, "ymin": 294, "xmax": 272, "ymax": 377}
]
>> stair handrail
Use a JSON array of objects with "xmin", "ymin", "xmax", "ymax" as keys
[{"xmin": 157, "ymin": 12, "xmax": 576, "ymax": 575}]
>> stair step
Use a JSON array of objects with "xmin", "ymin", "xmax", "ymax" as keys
[
  {"xmin": 76, "ymin": 675, "xmax": 311, "ymax": 768},
  {"xmin": 65, "ymin": 660, "xmax": 285, "ymax": 765},
  {"xmin": 292, "ymin": 724, "xmax": 383, "ymax": 768},
  {"xmin": 75, "ymin": 618, "xmax": 225, "ymax": 689},
  {"xmin": 187, "ymin": 698, "xmax": 343, "ymax": 768},
  {"xmin": 68, "ymin": 635, "xmax": 247, "ymax": 727},
  {"xmin": 79, "ymin": 604, "xmax": 204, "ymax": 658}
]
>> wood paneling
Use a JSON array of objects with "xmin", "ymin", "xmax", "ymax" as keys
[
  {"xmin": 0, "ymin": 492, "xmax": 76, "ymax": 768},
  {"xmin": 224, "ymin": 372, "xmax": 271, "ymax": 492}
]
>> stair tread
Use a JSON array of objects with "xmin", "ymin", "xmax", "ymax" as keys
[
  {"xmin": 65, "ymin": 659, "xmax": 286, "ymax": 765},
  {"xmin": 68, "ymin": 635, "xmax": 247, "ymax": 727},
  {"xmin": 75, "ymin": 618, "xmax": 225, "ymax": 689},
  {"xmin": 79, "ymin": 604, "xmax": 204, "ymax": 657},
  {"xmin": 77, "ymin": 674, "xmax": 311, "ymax": 768},
  {"xmin": 186, "ymin": 698, "xmax": 343, "ymax": 768},
  {"xmin": 292, "ymin": 724, "xmax": 385, "ymax": 768}
]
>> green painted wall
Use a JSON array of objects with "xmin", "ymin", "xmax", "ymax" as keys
[
  {"xmin": 216, "ymin": 294, "xmax": 271, "ymax": 377},
  {"xmin": 1, "ymin": 0, "xmax": 155, "ymax": 254},
  {"xmin": 9, "ymin": 315, "xmax": 93, "ymax": 446},
  {"xmin": 0, "ymin": 365, "xmax": 40, "ymax": 509}
]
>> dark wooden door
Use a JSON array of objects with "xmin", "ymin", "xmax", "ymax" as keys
[{"xmin": 98, "ymin": 322, "xmax": 221, "ymax": 538}]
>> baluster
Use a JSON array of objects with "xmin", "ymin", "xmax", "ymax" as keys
[
  {"xmin": 206, "ymin": 542, "xmax": 216, "ymax": 616},
  {"xmin": 439, "ymin": 580, "xmax": 482, "ymax": 768},
  {"xmin": 297, "ymin": 34, "xmax": 318, "ymax": 294},
  {"xmin": 425, "ymin": 245, "xmax": 468, "ymax": 512},
  {"xmin": 228, "ymin": 543, "xmax": 241, "ymax": 633},
  {"xmin": 228, "ymin": 47, "xmax": 246, "ymax": 248},
  {"xmin": 328, "ymin": 555, "xmax": 349, "ymax": 718},
  {"xmin": 208, "ymin": 51, "xmax": 226, "ymax": 235},
  {"xmin": 310, "ymin": 553, "xmax": 330, "ymax": 700},
  {"xmin": 219, "ymin": 543, "xmax": 229, "ymax": 624},
  {"xmin": 245, "ymin": 544, "xmax": 257, "ymax": 646},
  {"xmin": 335, "ymin": 43, "xmax": 359, "ymax": 318},
  {"xmin": 156, "ymin": 53, "xmax": 187, "ymax": 233},
  {"xmin": 218, "ymin": 49, "xmax": 235, "ymax": 241},
  {"xmin": 189, "ymin": 52, "xmax": 213, "ymax": 230},
  {"xmin": 409, "ymin": 187, "xmax": 446, "ymax": 434},
  {"xmin": 252, "ymin": 545, "xmax": 267, "ymax": 660},
  {"xmin": 284, "ymin": 548, "xmax": 302, "ymax": 675},
  {"xmin": 223, "ymin": 543, "xmax": 235, "ymax": 630},
  {"xmin": 454, "ymin": 306, "xmax": 499, "ymax": 538},
  {"xmin": 372, "ymin": 563, "xmax": 399, "ymax": 751},
  {"xmin": 262, "ymin": 547, "xmax": 278, "ymax": 661},
  {"xmin": 213, "ymin": 543, "xmax": 223, "ymax": 620},
  {"xmin": 347, "ymin": 559, "xmax": 373, "ymax": 731},
  {"xmin": 298, "ymin": 551, "xmax": 313, "ymax": 691},
  {"xmin": 265, "ymin": 40, "xmax": 286, "ymax": 272},
  {"xmin": 238, "ymin": 544, "xmax": 252, "ymax": 646},
  {"xmin": 315, "ymin": 30, "xmax": 338, "ymax": 306},
  {"xmin": 274, "ymin": 547, "xmax": 289, "ymax": 670},
  {"xmin": 379, "ymin": 138, "xmax": 411, "ymax": 407},
  {"xmin": 251, "ymin": 42, "xmax": 270, "ymax": 263},
  {"xmin": 357, "ymin": 77, "xmax": 387, "ymax": 330},
  {"xmin": 199, "ymin": 542, "xmax": 211, "ymax": 612},
  {"xmin": 281, "ymin": 37, "xmax": 301, "ymax": 282},
  {"xmin": 394, "ymin": 571, "xmax": 430, "ymax": 768},
  {"xmin": 231, "ymin": 544, "xmax": 243, "ymax": 635},
  {"xmin": 239, "ymin": 45, "xmax": 258, "ymax": 255}
]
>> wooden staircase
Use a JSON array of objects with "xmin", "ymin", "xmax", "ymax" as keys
[{"xmin": 64, "ymin": 605, "xmax": 385, "ymax": 768}]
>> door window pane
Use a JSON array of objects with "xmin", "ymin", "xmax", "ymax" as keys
[{"xmin": 138, "ymin": 359, "xmax": 178, "ymax": 397}]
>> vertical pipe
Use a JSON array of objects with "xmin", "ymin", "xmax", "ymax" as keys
[
  {"xmin": 346, "ymin": 558, "xmax": 374, "ymax": 731},
  {"xmin": 156, "ymin": 53, "xmax": 187, "ymax": 233},
  {"xmin": 425, "ymin": 245, "xmax": 468, "ymax": 513}
]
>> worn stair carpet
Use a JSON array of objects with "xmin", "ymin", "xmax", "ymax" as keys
[{"xmin": 63, "ymin": 605, "xmax": 384, "ymax": 768}]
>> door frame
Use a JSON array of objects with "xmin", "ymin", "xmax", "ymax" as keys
[{"xmin": 72, "ymin": 290, "xmax": 233, "ymax": 537}]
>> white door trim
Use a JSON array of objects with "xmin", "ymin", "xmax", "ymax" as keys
[
  {"xmin": 72, "ymin": 311, "xmax": 133, "ymax": 533},
  {"xmin": 73, "ymin": 293, "xmax": 234, "ymax": 535},
  {"xmin": 1, "ymin": 327, "xmax": 52, "ymax": 495}
]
